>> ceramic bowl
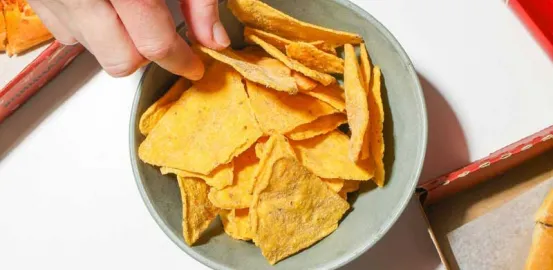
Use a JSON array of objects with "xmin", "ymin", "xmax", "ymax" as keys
[{"xmin": 130, "ymin": 0, "xmax": 427, "ymax": 269}]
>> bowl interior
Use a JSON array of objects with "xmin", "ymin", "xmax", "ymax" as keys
[{"xmin": 130, "ymin": 1, "xmax": 427, "ymax": 269}]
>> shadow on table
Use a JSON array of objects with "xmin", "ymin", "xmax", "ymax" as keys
[
  {"xmin": 343, "ymin": 197, "xmax": 443, "ymax": 270},
  {"xmin": 417, "ymin": 73, "xmax": 470, "ymax": 184},
  {"xmin": 0, "ymin": 52, "xmax": 100, "ymax": 161}
]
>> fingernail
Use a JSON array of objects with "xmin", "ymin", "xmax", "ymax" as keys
[{"xmin": 212, "ymin": 21, "xmax": 230, "ymax": 47}]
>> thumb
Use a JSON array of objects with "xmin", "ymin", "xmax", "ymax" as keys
[{"xmin": 180, "ymin": 0, "xmax": 230, "ymax": 50}]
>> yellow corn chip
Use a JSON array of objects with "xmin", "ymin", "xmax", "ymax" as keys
[
  {"xmin": 228, "ymin": 0, "xmax": 362, "ymax": 45},
  {"xmin": 138, "ymin": 63, "xmax": 263, "ymax": 175},
  {"xmin": 286, "ymin": 113, "xmax": 347, "ymax": 141},
  {"xmin": 338, "ymin": 180, "xmax": 361, "ymax": 200},
  {"xmin": 196, "ymin": 45, "xmax": 298, "ymax": 94},
  {"xmin": 304, "ymin": 83, "xmax": 346, "ymax": 111},
  {"xmin": 368, "ymin": 66, "xmax": 385, "ymax": 187},
  {"xmin": 359, "ymin": 44, "xmax": 372, "ymax": 160},
  {"xmin": 250, "ymin": 157, "xmax": 349, "ymax": 264},
  {"xmin": 246, "ymin": 34, "xmax": 336, "ymax": 86},
  {"xmin": 291, "ymin": 130, "xmax": 374, "ymax": 180},
  {"xmin": 344, "ymin": 44, "xmax": 370, "ymax": 162},
  {"xmin": 251, "ymin": 135, "xmax": 297, "ymax": 194},
  {"xmin": 246, "ymin": 80, "xmax": 337, "ymax": 134},
  {"xmin": 139, "ymin": 78, "xmax": 190, "ymax": 135},
  {"xmin": 322, "ymin": 178, "xmax": 345, "ymax": 193},
  {"xmin": 292, "ymin": 71, "xmax": 318, "ymax": 91},
  {"xmin": 220, "ymin": 208, "xmax": 253, "ymax": 241},
  {"xmin": 208, "ymin": 146, "xmax": 258, "ymax": 209},
  {"xmin": 177, "ymin": 176, "xmax": 219, "ymax": 246},
  {"xmin": 244, "ymin": 27, "xmax": 335, "ymax": 53},
  {"xmin": 285, "ymin": 42, "xmax": 344, "ymax": 74},
  {"xmin": 161, "ymin": 162, "xmax": 234, "ymax": 190}
]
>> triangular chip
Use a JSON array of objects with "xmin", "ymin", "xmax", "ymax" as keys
[
  {"xmin": 304, "ymin": 83, "xmax": 346, "ymax": 111},
  {"xmin": 208, "ymin": 146, "xmax": 258, "ymax": 209},
  {"xmin": 161, "ymin": 161, "xmax": 234, "ymax": 190},
  {"xmin": 4, "ymin": 0, "xmax": 52, "ymax": 55},
  {"xmin": 292, "ymin": 72, "xmax": 318, "ymax": 91},
  {"xmin": 138, "ymin": 63, "xmax": 263, "ymax": 175},
  {"xmin": 286, "ymin": 113, "xmax": 347, "ymax": 141},
  {"xmin": 246, "ymin": 34, "xmax": 336, "ymax": 86},
  {"xmin": 322, "ymin": 178, "xmax": 345, "ymax": 193},
  {"xmin": 367, "ymin": 65, "xmax": 386, "ymax": 187},
  {"xmin": 344, "ymin": 44, "xmax": 370, "ymax": 162},
  {"xmin": 286, "ymin": 42, "xmax": 344, "ymax": 74},
  {"xmin": 246, "ymin": 80, "xmax": 338, "ymax": 134},
  {"xmin": 359, "ymin": 44, "xmax": 372, "ymax": 160},
  {"xmin": 177, "ymin": 176, "xmax": 220, "ymax": 246},
  {"xmin": 139, "ymin": 78, "xmax": 191, "ymax": 135},
  {"xmin": 220, "ymin": 208, "xmax": 253, "ymax": 241},
  {"xmin": 291, "ymin": 131, "xmax": 374, "ymax": 180},
  {"xmin": 250, "ymin": 157, "xmax": 349, "ymax": 264},
  {"xmin": 228, "ymin": 0, "xmax": 362, "ymax": 46},
  {"xmin": 244, "ymin": 27, "xmax": 334, "ymax": 53},
  {"xmin": 251, "ymin": 135, "xmax": 296, "ymax": 194},
  {"xmin": 196, "ymin": 45, "xmax": 298, "ymax": 94}
]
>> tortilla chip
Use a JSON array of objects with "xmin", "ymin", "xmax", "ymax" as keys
[
  {"xmin": 250, "ymin": 157, "xmax": 349, "ymax": 264},
  {"xmin": 368, "ymin": 66, "xmax": 385, "ymax": 187},
  {"xmin": 292, "ymin": 72, "xmax": 318, "ymax": 91},
  {"xmin": 244, "ymin": 27, "xmax": 334, "ymax": 53},
  {"xmin": 338, "ymin": 180, "xmax": 361, "ymax": 200},
  {"xmin": 344, "ymin": 44, "xmax": 370, "ymax": 162},
  {"xmin": 286, "ymin": 113, "xmax": 347, "ymax": 141},
  {"xmin": 228, "ymin": 0, "xmax": 362, "ymax": 46},
  {"xmin": 196, "ymin": 45, "xmax": 298, "ymax": 94},
  {"xmin": 177, "ymin": 176, "xmax": 220, "ymax": 246},
  {"xmin": 161, "ymin": 162, "xmax": 234, "ymax": 190},
  {"xmin": 138, "ymin": 63, "xmax": 263, "ymax": 175},
  {"xmin": 246, "ymin": 34, "xmax": 336, "ymax": 86},
  {"xmin": 139, "ymin": 78, "xmax": 191, "ymax": 135},
  {"xmin": 286, "ymin": 42, "xmax": 344, "ymax": 74},
  {"xmin": 304, "ymin": 83, "xmax": 346, "ymax": 111},
  {"xmin": 291, "ymin": 130, "xmax": 374, "ymax": 180},
  {"xmin": 220, "ymin": 208, "xmax": 253, "ymax": 241},
  {"xmin": 322, "ymin": 178, "xmax": 345, "ymax": 193},
  {"xmin": 359, "ymin": 44, "xmax": 372, "ymax": 160},
  {"xmin": 246, "ymin": 80, "xmax": 338, "ymax": 134},
  {"xmin": 208, "ymin": 146, "xmax": 258, "ymax": 209},
  {"xmin": 251, "ymin": 135, "xmax": 297, "ymax": 194}
]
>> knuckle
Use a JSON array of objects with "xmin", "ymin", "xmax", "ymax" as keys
[
  {"xmin": 103, "ymin": 61, "xmax": 136, "ymax": 77},
  {"xmin": 136, "ymin": 35, "xmax": 176, "ymax": 61}
]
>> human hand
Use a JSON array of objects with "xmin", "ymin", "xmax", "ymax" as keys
[{"xmin": 27, "ymin": 0, "xmax": 230, "ymax": 80}]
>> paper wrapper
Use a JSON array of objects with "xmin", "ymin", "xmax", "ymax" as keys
[{"xmin": 446, "ymin": 178, "xmax": 553, "ymax": 269}]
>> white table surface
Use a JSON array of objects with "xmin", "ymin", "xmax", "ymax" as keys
[{"xmin": 1, "ymin": 0, "xmax": 552, "ymax": 269}]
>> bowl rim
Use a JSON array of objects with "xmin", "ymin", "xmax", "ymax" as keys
[{"xmin": 129, "ymin": 0, "xmax": 428, "ymax": 269}]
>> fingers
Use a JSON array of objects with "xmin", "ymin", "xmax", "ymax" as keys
[
  {"xmin": 111, "ymin": 0, "xmax": 204, "ymax": 80},
  {"xmin": 27, "ymin": 0, "xmax": 77, "ymax": 45},
  {"xmin": 180, "ymin": 0, "xmax": 230, "ymax": 50},
  {"xmin": 67, "ymin": 0, "xmax": 146, "ymax": 77}
]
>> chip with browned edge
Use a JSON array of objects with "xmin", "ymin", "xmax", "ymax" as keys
[
  {"xmin": 228, "ymin": 0, "xmax": 362, "ymax": 45},
  {"xmin": 138, "ymin": 63, "xmax": 263, "ymax": 175},
  {"xmin": 246, "ymin": 80, "xmax": 337, "ymax": 135},
  {"xmin": 286, "ymin": 42, "xmax": 344, "ymax": 74},
  {"xmin": 250, "ymin": 157, "xmax": 349, "ymax": 264},
  {"xmin": 177, "ymin": 176, "xmax": 219, "ymax": 245},
  {"xmin": 247, "ymin": 34, "xmax": 336, "ymax": 86},
  {"xmin": 196, "ymin": 45, "xmax": 298, "ymax": 94},
  {"xmin": 344, "ymin": 44, "xmax": 370, "ymax": 162},
  {"xmin": 291, "ymin": 130, "xmax": 374, "ymax": 180},
  {"xmin": 368, "ymin": 65, "xmax": 385, "ymax": 187},
  {"xmin": 139, "ymin": 78, "xmax": 190, "ymax": 135}
]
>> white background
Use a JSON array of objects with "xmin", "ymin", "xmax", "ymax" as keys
[{"xmin": 1, "ymin": 0, "xmax": 552, "ymax": 269}]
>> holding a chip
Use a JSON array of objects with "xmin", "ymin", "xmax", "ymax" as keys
[{"xmin": 138, "ymin": 0, "xmax": 386, "ymax": 265}]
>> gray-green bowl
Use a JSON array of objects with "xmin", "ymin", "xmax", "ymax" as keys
[{"xmin": 129, "ymin": 0, "xmax": 427, "ymax": 269}]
